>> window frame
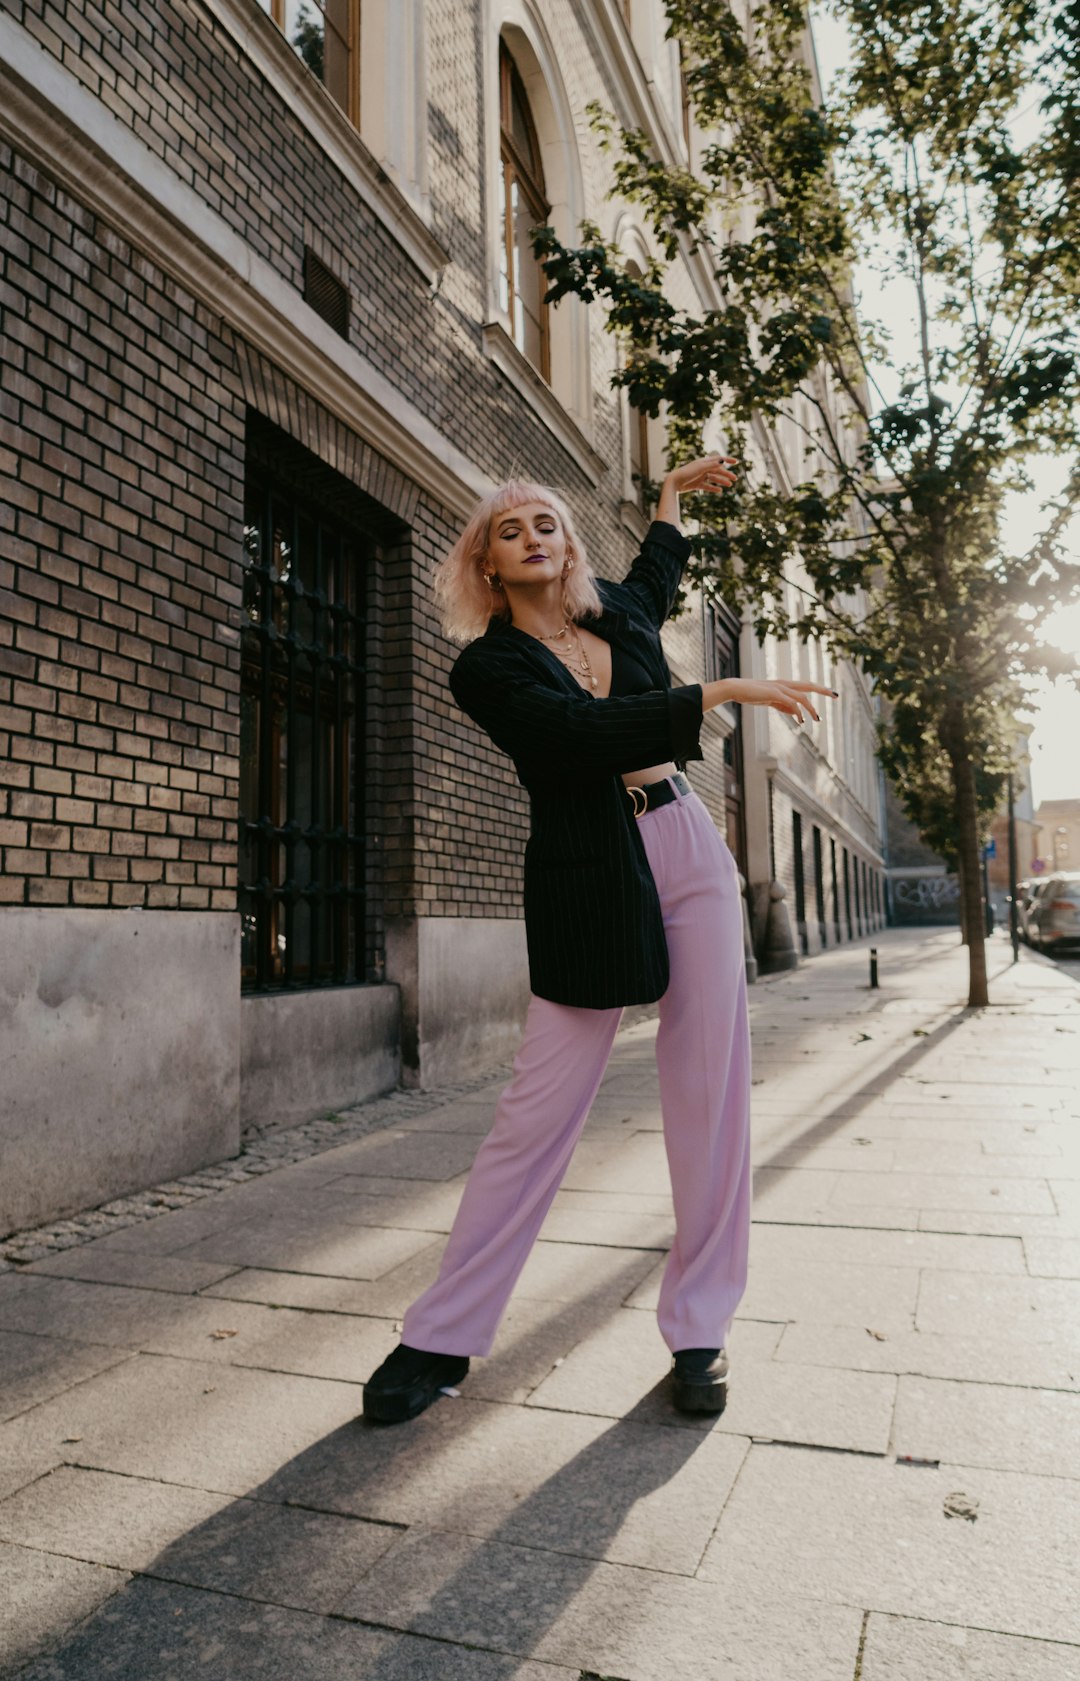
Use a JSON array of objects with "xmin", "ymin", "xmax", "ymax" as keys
[
  {"xmin": 498, "ymin": 37, "xmax": 552, "ymax": 382},
  {"xmin": 259, "ymin": 0, "xmax": 361, "ymax": 128}
]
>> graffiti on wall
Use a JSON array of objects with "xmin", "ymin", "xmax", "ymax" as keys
[{"xmin": 891, "ymin": 874, "xmax": 961, "ymax": 923}]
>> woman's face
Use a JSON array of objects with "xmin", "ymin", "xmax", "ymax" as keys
[{"xmin": 485, "ymin": 501, "xmax": 567, "ymax": 591}]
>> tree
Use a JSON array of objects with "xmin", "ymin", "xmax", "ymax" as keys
[{"xmin": 534, "ymin": 0, "xmax": 1080, "ymax": 1005}]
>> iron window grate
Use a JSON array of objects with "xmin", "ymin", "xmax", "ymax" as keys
[{"xmin": 239, "ymin": 449, "xmax": 369, "ymax": 992}]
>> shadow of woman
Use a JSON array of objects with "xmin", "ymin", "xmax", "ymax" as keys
[{"xmin": 11, "ymin": 1253, "xmax": 733, "ymax": 1678}]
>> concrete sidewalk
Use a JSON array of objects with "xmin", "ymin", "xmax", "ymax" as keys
[{"xmin": 1, "ymin": 928, "xmax": 1078, "ymax": 1680}]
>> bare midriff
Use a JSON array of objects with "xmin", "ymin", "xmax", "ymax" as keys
[{"xmin": 564, "ymin": 624, "xmax": 677, "ymax": 789}]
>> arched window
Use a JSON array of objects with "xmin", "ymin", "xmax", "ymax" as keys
[
  {"xmin": 498, "ymin": 37, "xmax": 551, "ymax": 379},
  {"xmin": 678, "ymin": 41, "xmax": 693, "ymax": 155}
]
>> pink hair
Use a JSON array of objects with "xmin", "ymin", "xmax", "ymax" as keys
[{"xmin": 434, "ymin": 480, "xmax": 603, "ymax": 644}]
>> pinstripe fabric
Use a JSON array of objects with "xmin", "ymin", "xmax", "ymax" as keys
[{"xmin": 448, "ymin": 521, "xmax": 705, "ymax": 1008}]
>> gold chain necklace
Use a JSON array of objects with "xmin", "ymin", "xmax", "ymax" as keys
[{"xmin": 547, "ymin": 623, "xmax": 598, "ymax": 689}]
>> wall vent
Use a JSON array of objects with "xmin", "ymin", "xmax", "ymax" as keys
[{"xmin": 303, "ymin": 248, "xmax": 349, "ymax": 338}]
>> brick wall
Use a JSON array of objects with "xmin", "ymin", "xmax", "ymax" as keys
[{"xmin": 1, "ymin": 145, "xmax": 245, "ymax": 910}]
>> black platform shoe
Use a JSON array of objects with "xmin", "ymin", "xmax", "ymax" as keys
[
  {"xmin": 671, "ymin": 1347, "xmax": 729, "ymax": 1415},
  {"xmin": 362, "ymin": 1342, "xmax": 471, "ymax": 1424}
]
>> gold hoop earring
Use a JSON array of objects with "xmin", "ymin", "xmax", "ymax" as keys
[
  {"xmin": 483, "ymin": 571, "xmax": 501, "ymax": 590},
  {"xmin": 562, "ymin": 556, "xmax": 574, "ymax": 576}
]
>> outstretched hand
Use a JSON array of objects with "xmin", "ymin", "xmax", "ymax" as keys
[{"xmin": 728, "ymin": 679, "xmax": 837, "ymax": 724}]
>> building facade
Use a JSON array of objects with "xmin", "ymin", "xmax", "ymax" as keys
[
  {"xmin": 1033, "ymin": 798, "xmax": 1080, "ymax": 880},
  {"xmin": 1, "ymin": 0, "xmax": 884, "ymax": 1233}
]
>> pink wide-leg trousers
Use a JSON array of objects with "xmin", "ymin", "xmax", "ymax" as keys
[{"xmin": 402, "ymin": 780, "xmax": 752, "ymax": 1356}]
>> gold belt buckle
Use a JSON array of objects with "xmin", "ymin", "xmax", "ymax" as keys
[{"xmin": 626, "ymin": 784, "xmax": 648, "ymax": 819}]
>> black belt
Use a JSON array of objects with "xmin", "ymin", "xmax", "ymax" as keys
[{"xmin": 624, "ymin": 772, "xmax": 691, "ymax": 819}]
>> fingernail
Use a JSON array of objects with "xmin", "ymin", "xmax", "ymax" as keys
[{"xmin": 831, "ymin": 690, "xmax": 839, "ymax": 696}]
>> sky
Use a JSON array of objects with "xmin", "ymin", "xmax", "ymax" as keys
[{"xmin": 807, "ymin": 5, "xmax": 1080, "ymax": 812}]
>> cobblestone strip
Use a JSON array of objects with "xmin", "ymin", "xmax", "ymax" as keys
[{"xmin": 0, "ymin": 1062, "xmax": 514, "ymax": 1269}]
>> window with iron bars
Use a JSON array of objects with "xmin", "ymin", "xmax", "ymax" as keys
[{"xmin": 240, "ymin": 446, "xmax": 371, "ymax": 991}]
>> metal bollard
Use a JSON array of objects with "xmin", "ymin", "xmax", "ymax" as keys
[{"xmin": 869, "ymin": 947, "xmax": 879, "ymax": 989}]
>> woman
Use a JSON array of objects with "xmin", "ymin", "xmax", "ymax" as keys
[{"xmin": 364, "ymin": 456, "xmax": 834, "ymax": 1424}]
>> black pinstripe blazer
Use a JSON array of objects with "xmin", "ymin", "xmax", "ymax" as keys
[{"xmin": 449, "ymin": 520, "xmax": 704, "ymax": 1008}]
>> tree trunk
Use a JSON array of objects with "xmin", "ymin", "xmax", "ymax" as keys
[
  {"xmin": 951, "ymin": 750, "xmax": 988, "ymax": 1006},
  {"xmin": 956, "ymin": 847, "xmax": 970, "ymax": 944}
]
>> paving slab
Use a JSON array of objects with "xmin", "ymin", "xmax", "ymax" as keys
[
  {"xmin": 340, "ymin": 1524, "xmax": 863, "ymax": 1681},
  {"xmin": 0, "ymin": 1332, "xmax": 133, "ymax": 1424},
  {"xmin": 760, "ymin": 1141, "xmax": 898, "ymax": 1171},
  {"xmin": 774, "ymin": 1321, "xmax": 1080, "ymax": 1392},
  {"xmin": 268, "ymin": 1396, "xmax": 746, "ymax": 1575},
  {"xmin": 0, "ymin": 1354, "xmax": 364, "ymax": 1497},
  {"xmin": 392, "ymin": 1100, "xmax": 499, "ymax": 1134},
  {"xmin": 0, "ymin": 1540, "xmax": 126, "ymax": 1674},
  {"xmin": 0, "ymin": 1436, "xmax": 62, "ymax": 1504},
  {"xmin": 751, "ymin": 1167, "xmax": 918, "ymax": 1228},
  {"xmin": 200, "ymin": 1253, "xmax": 442, "ymax": 1320},
  {"xmin": 893, "ymin": 1375, "xmax": 1080, "ymax": 1478},
  {"xmin": 884, "ymin": 1142, "xmax": 1080, "ymax": 1180},
  {"xmin": 533, "ymin": 1202, "xmax": 676, "ymax": 1247},
  {"xmin": 21, "ymin": 1249, "xmax": 243, "ymax": 1294},
  {"xmin": 628, "ymin": 1252, "xmax": 919, "ymax": 1333},
  {"xmin": 526, "ymin": 1307, "xmax": 894, "ymax": 1451},
  {"xmin": 0, "ymin": 1465, "xmax": 231, "ymax": 1568},
  {"xmin": 277, "ymin": 1130, "xmax": 481, "ymax": 1182},
  {"xmin": 0, "ymin": 1274, "xmax": 398, "ymax": 1384},
  {"xmin": 9, "ymin": 1574, "xmax": 578, "ymax": 1681},
  {"xmin": 0, "ymin": 1273, "xmax": 198, "ymax": 1349},
  {"xmin": 304, "ymin": 1177, "xmax": 466, "ymax": 1232},
  {"xmin": 560, "ymin": 1131, "xmax": 671, "ymax": 1193},
  {"xmin": 50, "ymin": 1193, "xmax": 319, "ymax": 1257},
  {"xmin": 749, "ymin": 1220, "xmax": 1024, "ymax": 1273},
  {"xmin": 823, "ymin": 1116, "xmax": 1068, "ymax": 1152},
  {"xmin": 174, "ymin": 1216, "xmax": 441, "ymax": 1278},
  {"xmin": 917, "ymin": 1269, "xmax": 1080, "ymax": 1341},
  {"xmin": 859, "ymin": 1613, "xmax": 1080, "ymax": 1680},
  {"xmin": 698, "ymin": 1444, "xmax": 1080, "ymax": 1643},
  {"xmin": 511, "ymin": 1238, "xmax": 660, "ymax": 1305},
  {"xmin": 0, "ymin": 1466, "xmax": 399, "ymax": 1615},
  {"xmin": 827, "ymin": 1170, "xmax": 1057, "ymax": 1214},
  {"xmin": 1024, "ymin": 1236, "xmax": 1080, "ymax": 1278},
  {"xmin": 465, "ymin": 1294, "xmax": 655, "ymax": 1405},
  {"xmin": 917, "ymin": 1206, "xmax": 1080, "ymax": 1237}
]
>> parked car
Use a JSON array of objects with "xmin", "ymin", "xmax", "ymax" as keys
[{"xmin": 1027, "ymin": 872, "xmax": 1080, "ymax": 953}]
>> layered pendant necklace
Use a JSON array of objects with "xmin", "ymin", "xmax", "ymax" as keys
[{"xmin": 545, "ymin": 620, "xmax": 597, "ymax": 689}]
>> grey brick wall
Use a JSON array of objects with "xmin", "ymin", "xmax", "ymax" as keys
[{"xmin": 1, "ymin": 145, "xmax": 245, "ymax": 909}]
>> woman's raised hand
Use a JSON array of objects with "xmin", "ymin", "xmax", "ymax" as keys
[
  {"xmin": 666, "ymin": 454, "xmax": 740, "ymax": 495},
  {"xmin": 720, "ymin": 678, "xmax": 838, "ymax": 724}
]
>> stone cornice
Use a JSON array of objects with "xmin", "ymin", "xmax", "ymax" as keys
[
  {"xmin": 480, "ymin": 323, "xmax": 608, "ymax": 486},
  {"xmin": 0, "ymin": 11, "xmax": 487, "ymax": 522}
]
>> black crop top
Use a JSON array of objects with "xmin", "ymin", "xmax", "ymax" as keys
[{"xmin": 608, "ymin": 641, "xmax": 656, "ymax": 697}]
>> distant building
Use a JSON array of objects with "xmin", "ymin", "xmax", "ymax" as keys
[{"xmin": 1033, "ymin": 798, "xmax": 1080, "ymax": 878}]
